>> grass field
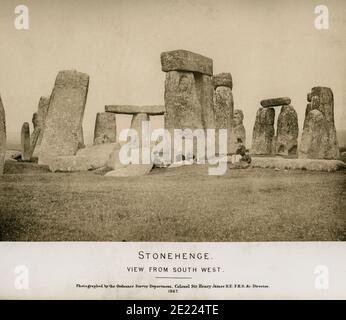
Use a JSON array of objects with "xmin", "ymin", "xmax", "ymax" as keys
[{"xmin": 0, "ymin": 161, "xmax": 345, "ymax": 241}]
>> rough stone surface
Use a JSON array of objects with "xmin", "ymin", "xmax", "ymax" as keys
[
  {"xmin": 260, "ymin": 97, "xmax": 291, "ymax": 108},
  {"xmin": 197, "ymin": 74, "xmax": 215, "ymax": 130},
  {"xmin": 93, "ymin": 112, "xmax": 117, "ymax": 145},
  {"xmin": 212, "ymin": 73, "xmax": 233, "ymax": 89},
  {"xmin": 214, "ymin": 86, "xmax": 233, "ymax": 129},
  {"xmin": 299, "ymin": 87, "xmax": 339, "ymax": 159},
  {"xmin": 161, "ymin": 50, "xmax": 213, "ymax": 76},
  {"xmin": 164, "ymin": 71, "xmax": 204, "ymax": 131},
  {"xmin": 105, "ymin": 105, "xmax": 165, "ymax": 115},
  {"xmin": 251, "ymin": 107, "xmax": 275, "ymax": 155},
  {"xmin": 21, "ymin": 122, "xmax": 31, "ymax": 161},
  {"xmin": 276, "ymin": 105, "xmax": 298, "ymax": 155},
  {"xmin": 39, "ymin": 70, "xmax": 89, "ymax": 165},
  {"xmin": 0, "ymin": 96, "xmax": 6, "ymax": 174},
  {"xmin": 229, "ymin": 109, "xmax": 246, "ymax": 154},
  {"xmin": 48, "ymin": 143, "xmax": 118, "ymax": 172}
]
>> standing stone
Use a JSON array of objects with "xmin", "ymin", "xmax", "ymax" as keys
[
  {"xmin": 164, "ymin": 71, "xmax": 204, "ymax": 131},
  {"xmin": 276, "ymin": 105, "xmax": 298, "ymax": 155},
  {"xmin": 196, "ymin": 74, "xmax": 215, "ymax": 130},
  {"xmin": 214, "ymin": 86, "xmax": 234, "ymax": 129},
  {"xmin": 93, "ymin": 112, "xmax": 117, "ymax": 145},
  {"xmin": 130, "ymin": 112, "xmax": 150, "ymax": 149},
  {"xmin": 251, "ymin": 107, "xmax": 275, "ymax": 155},
  {"xmin": 0, "ymin": 95, "xmax": 6, "ymax": 175},
  {"xmin": 214, "ymin": 86, "xmax": 233, "ymax": 154},
  {"xmin": 39, "ymin": 70, "xmax": 89, "ymax": 165},
  {"xmin": 299, "ymin": 87, "xmax": 339, "ymax": 159},
  {"xmin": 21, "ymin": 122, "xmax": 31, "ymax": 161},
  {"xmin": 229, "ymin": 109, "xmax": 246, "ymax": 154},
  {"xmin": 36, "ymin": 96, "xmax": 50, "ymax": 146}
]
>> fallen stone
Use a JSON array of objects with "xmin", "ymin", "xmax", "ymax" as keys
[
  {"xmin": 0, "ymin": 95, "xmax": 6, "ymax": 174},
  {"xmin": 21, "ymin": 122, "xmax": 31, "ymax": 161},
  {"xmin": 5, "ymin": 150, "xmax": 21, "ymax": 161},
  {"xmin": 251, "ymin": 108, "xmax": 275, "ymax": 155},
  {"xmin": 161, "ymin": 50, "xmax": 213, "ymax": 76},
  {"xmin": 260, "ymin": 97, "xmax": 291, "ymax": 108},
  {"xmin": 39, "ymin": 70, "xmax": 89, "ymax": 165},
  {"xmin": 93, "ymin": 112, "xmax": 117, "ymax": 145},
  {"xmin": 48, "ymin": 142, "xmax": 118, "ymax": 172},
  {"xmin": 276, "ymin": 105, "xmax": 298, "ymax": 155},
  {"xmin": 105, "ymin": 105, "xmax": 165, "ymax": 115},
  {"xmin": 251, "ymin": 157, "xmax": 346, "ymax": 172},
  {"xmin": 212, "ymin": 73, "xmax": 233, "ymax": 89}
]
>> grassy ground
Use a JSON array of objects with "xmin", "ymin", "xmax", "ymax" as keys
[{"xmin": 0, "ymin": 161, "xmax": 345, "ymax": 241}]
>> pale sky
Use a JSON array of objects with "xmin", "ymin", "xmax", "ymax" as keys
[{"xmin": 0, "ymin": 0, "xmax": 345, "ymax": 145}]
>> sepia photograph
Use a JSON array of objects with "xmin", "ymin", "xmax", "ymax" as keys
[{"xmin": 0, "ymin": 0, "xmax": 345, "ymax": 243}]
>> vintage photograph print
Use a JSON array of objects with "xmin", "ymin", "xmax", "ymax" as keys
[{"xmin": 0, "ymin": 0, "xmax": 345, "ymax": 300}]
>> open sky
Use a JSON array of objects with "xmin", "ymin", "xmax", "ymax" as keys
[{"xmin": 0, "ymin": 0, "xmax": 345, "ymax": 146}]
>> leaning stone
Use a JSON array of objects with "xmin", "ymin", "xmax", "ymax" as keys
[
  {"xmin": 161, "ymin": 50, "xmax": 213, "ymax": 76},
  {"xmin": 260, "ymin": 97, "xmax": 291, "ymax": 108},
  {"xmin": 39, "ymin": 70, "xmax": 89, "ymax": 165},
  {"xmin": 212, "ymin": 73, "xmax": 233, "ymax": 89},
  {"xmin": 93, "ymin": 112, "xmax": 117, "ymax": 145},
  {"xmin": 0, "ymin": 95, "xmax": 6, "ymax": 174},
  {"xmin": 276, "ymin": 105, "xmax": 298, "ymax": 155},
  {"xmin": 21, "ymin": 122, "xmax": 31, "ymax": 161},
  {"xmin": 105, "ymin": 105, "xmax": 165, "ymax": 115},
  {"xmin": 251, "ymin": 108, "xmax": 275, "ymax": 155}
]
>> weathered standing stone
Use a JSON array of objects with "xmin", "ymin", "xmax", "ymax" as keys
[
  {"xmin": 196, "ymin": 74, "xmax": 215, "ymax": 130},
  {"xmin": 276, "ymin": 105, "xmax": 298, "ymax": 155},
  {"xmin": 229, "ymin": 109, "xmax": 246, "ymax": 154},
  {"xmin": 299, "ymin": 87, "xmax": 339, "ymax": 159},
  {"xmin": 164, "ymin": 71, "xmax": 204, "ymax": 131},
  {"xmin": 0, "ymin": 95, "xmax": 6, "ymax": 175},
  {"xmin": 251, "ymin": 107, "xmax": 275, "ymax": 155},
  {"xmin": 260, "ymin": 97, "xmax": 291, "ymax": 108},
  {"xmin": 214, "ymin": 86, "xmax": 234, "ymax": 129},
  {"xmin": 212, "ymin": 73, "xmax": 233, "ymax": 90},
  {"xmin": 39, "ymin": 70, "xmax": 89, "ymax": 165},
  {"xmin": 36, "ymin": 96, "xmax": 50, "ymax": 145},
  {"xmin": 21, "ymin": 122, "xmax": 31, "ymax": 161},
  {"xmin": 161, "ymin": 50, "xmax": 213, "ymax": 76},
  {"xmin": 93, "ymin": 112, "xmax": 117, "ymax": 145},
  {"xmin": 214, "ymin": 86, "xmax": 233, "ymax": 154}
]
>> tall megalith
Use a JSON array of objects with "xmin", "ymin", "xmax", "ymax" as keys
[
  {"xmin": 21, "ymin": 122, "xmax": 31, "ymax": 161},
  {"xmin": 276, "ymin": 105, "xmax": 298, "ymax": 155},
  {"xmin": 39, "ymin": 70, "xmax": 89, "ymax": 165}
]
